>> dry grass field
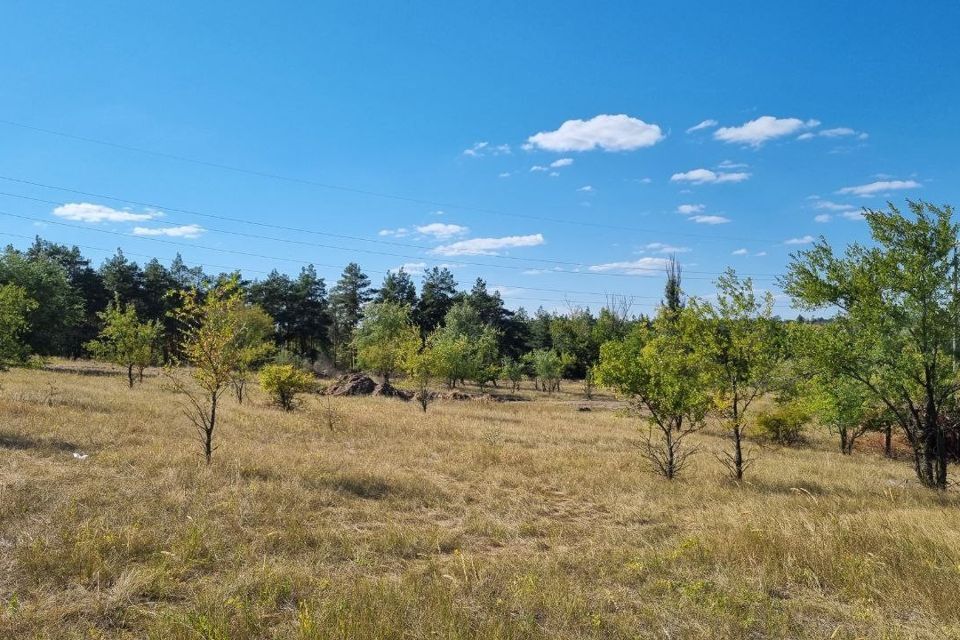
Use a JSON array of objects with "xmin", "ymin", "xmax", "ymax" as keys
[{"xmin": 2, "ymin": 361, "xmax": 959, "ymax": 639}]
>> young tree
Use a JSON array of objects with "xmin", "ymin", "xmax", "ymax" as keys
[
  {"xmin": 403, "ymin": 339, "xmax": 438, "ymax": 412},
  {"xmin": 0, "ymin": 284, "xmax": 37, "ymax": 370},
  {"xmin": 663, "ymin": 255, "xmax": 684, "ymax": 314},
  {"xmin": 784, "ymin": 201, "xmax": 960, "ymax": 488},
  {"xmin": 501, "ymin": 357, "xmax": 524, "ymax": 391},
  {"xmin": 230, "ymin": 305, "xmax": 276, "ymax": 403},
  {"xmin": 86, "ymin": 295, "xmax": 162, "ymax": 387},
  {"xmin": 170, "ymin": 279, "xmax": 270, "ymax": 464},
  {"xmin": 803, "ymin": 371, "xmax": 877, "ymax": 455},
  {"xmin": 595, "ymin": 308, "xmax": 711, "ymax": 479},
  {"xmin": 693, "ymin": 269, "xmax": 783, "ymax": 480},
  {"xmin": 525, "ymin": 349, "xmax": 564, "ymax": 392},
  {"xmin": 352, "ymin": 301, "xmax": 421, "ymax": 383},
  {"xmin": 259, "ymin": 363, "xmax": 314, "ymax": 411}
]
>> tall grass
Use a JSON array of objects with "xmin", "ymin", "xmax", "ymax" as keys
[{"xmin": 0, "ymin": 361, "xmax": 957, "ymax": 638}]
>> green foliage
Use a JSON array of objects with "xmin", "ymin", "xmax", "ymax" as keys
[
  {"xmin": 756, "ymin": 404, "xmax": 809, "ymax": 446},
  {"xmin": 595, "ymin": 307, "xmax": 712, "ymax": 478},
  {"xmin": 500, "ymin": 357, "xmax": 524, "ymax": 391},
  {"xmin": 352, "ymin": 302, "xmax": 422, "ymax": 382},
  {"xmin": 0, "ymin": 283, "xmax": 37, "ymax": 370},
  {"xmin": 525, "ymin": 349, "xmax": 564, "ymax": 392},
  {"xmin": 86, "ymin": 295, "xmax": 162, "ymax": 387},
  {"xmin": 259, "ymin": 363, "xmax": 315, "ymax": 411},
  {"xmin": 783, "ymin": 200, "xmax": 959, "ymax": 488},
  {"xmin": 691, "ymin": 269, "xmax": 784, "ymax": 480}
]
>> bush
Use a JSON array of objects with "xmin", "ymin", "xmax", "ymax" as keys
[
  {"xmin": 259, "ymin": 364, "xmax": 315, "ymax": 411},
  {"xmin": 757, "ymin": 404, "xmax": 810, "ymax": 446}
]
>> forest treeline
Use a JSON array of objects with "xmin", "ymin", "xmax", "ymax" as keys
[{"xmin": 1, "ymin": 200, "xmax": 959, "ymax": 490}]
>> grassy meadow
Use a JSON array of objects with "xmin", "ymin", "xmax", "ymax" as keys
[{"xmin": 1, "ymin": 361, "xmax": 959, "ymax": 639}]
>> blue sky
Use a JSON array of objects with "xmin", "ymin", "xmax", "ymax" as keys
[{"xmin": 2, "ymin": 1, "xmax": 959, "ymax": 315}]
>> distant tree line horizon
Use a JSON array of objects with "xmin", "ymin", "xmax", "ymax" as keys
[{"xmin": 0, "ymin": 235, "xmax": 825, "ymax": 374}]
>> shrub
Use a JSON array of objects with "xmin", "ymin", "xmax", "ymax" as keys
[
  {"xmin": 259, "ymin": 364, "xmax": 315, "ymax": 411},
  {"xmin": 757, "ymin": 404, "xmax": 810, "ymax": 446}
]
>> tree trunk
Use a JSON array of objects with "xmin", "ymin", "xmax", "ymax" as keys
[
  {"xmin": 127, "ymin": 364, "xmax": 134, "ymax": 388},
  {"xmin": 884, "ymin": 425, "xmax": 892, "ymax": 458},
  {"xmin": 205, "ymin": 391, "xmax": 217, "ymax": 465}
]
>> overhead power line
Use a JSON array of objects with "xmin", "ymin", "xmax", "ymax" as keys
[{"xmin": 0, "ymin": 119, "xmax": 786, "ymax": 243}]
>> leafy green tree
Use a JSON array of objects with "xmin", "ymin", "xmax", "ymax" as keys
[
  {"xmin": 692, "ymin": 269, "xmax": 783, "ymax": 480},
  {"xmin": 501, "ymin": 357, "xmax": 524, "ymax": 391},
  {"xmin": 230, "ymin": 305, "xmax": 277, "ymax": 403},
  {"xmin": 427, "ymin": 329, "xmax": 474, "ymax": 389},
  {"xmin": 100, "ymin": 249, "xmax": 146, "ymax": 311},
  {"xmin": 169, "ymin": 279, "xmax": 271, "ymax": 464},
  {"xmin": 550, "ymin": 309, "xmax": 597, "ymax": 379},
  {"xmin": 663, "ymin": 255, "xmax": 684, "ymax": 314},
  {"xmin": 802, "ymin": 369, "xmax": 877, "ymax": 455},
  {"xmin": 402, "ymin": 338, "xmax": 438, "ymax": 412},
  {"xmin": 352, "ymin": 301, "xmax": 421, "ymax": 383},
  {"xmin": 525, "ymin": 349, "xmax": 564, "ymax": 392},
  {"xmin": 783, "ymin": 201, "xmax": 960, "ymax": 488},
  {"xmin": 596, "ymin": 308, "xmax": 711, "ymax": 479},
  {"xmin": 0, "ymin": 284, "xmax": 37, "ymax": 370},
  {"xmin": 0, "ymin": 247, "xmax": 84, "ymax": 356},
  {"xmin": 86, "ymin": 295, "xmax": 162, "ymax": 387}
]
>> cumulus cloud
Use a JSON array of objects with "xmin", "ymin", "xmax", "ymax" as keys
[
  {"xmin": 577, "ymin": 185, "xmax": 594, "ymax": 192},
  {"xmin": 432, "ymin": 234, "xmax": 545, "ymax": 256},
  {"xmin": 838, "ymin": 180, "xmax": 921, "ymax": 196},
  {"xmin": 588, "ymin": 257, "xmax": 671, "ymax": 276},
  {"xmin": 714, "ymin": 116, "xmax": 820, "ymax": 147},
  {"xmin": 526, "ymin": 114, "xmax": 665, "ymax": 152},
  {"xmin": 392, "ymin": 262, "xmax": 427, "ymax": 276},
  {"xmin": 731, "ymin": 248, "xmax": 749, "ymax": 256},
  {"xmin": 379, "ymin": 227, "xmax": 410, "ymax": 237},
  {"xmin": 53, "ymin": 202, "xmax": 161, "ymax": 223},
  {"xmin": 530, "ymin": 165, "xmax": 549, "ymax": 172},
  {"xmin": 415, "ymin": 223, "xmax": 469, "ymax": 240},
  {"xmin": 686, "ymin": 119, "xmax": 718, "ymax": 133},
  {"xmin": 690, "ymin": 215, "xmax": 731, "ymax": 224},
  {"xmin": 785, "ymin": 235, "xmax": 815, "ymax": 245},
  {"xmin": 814, "ymin": 214, "xmax": 832, "ymax": 223},
  {"xmin": 132, "ymin": 224, "xmax": 204, "ymax": 239},
  {"xmin": 498, "ymin": 172, "xmax": 512, "ymax": 178},
  {"xmin": 677, "ymin": 204, "xmax": 705, "ymax": 215},
  {"xmin": 550, "ymin": 158, "xmax": 574, "ymax": 168},
  {"xmin": 670, "ymin": 168, "xmax": 751, "ymax": 184}
]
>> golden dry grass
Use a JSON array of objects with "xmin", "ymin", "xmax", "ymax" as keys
[{"xmin": 1, "ymin": 361, "xmax": 959, "ymax": 639}]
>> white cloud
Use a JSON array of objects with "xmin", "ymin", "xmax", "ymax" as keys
[
  {"xmin": 717, "ymin": 160, "xmax": 749, "ymax": 169},
  {"xmin": 686, "ymin": 119, "xmax": 718, "ymax": 133},
  {"xmin": 732, "ymin": 248, "xmax": 748, "ymax": 256},
  {"xmin": 132, "ymin": 224, "xmax": 204, "ymax": 239},
  {"xmin": 549, "ymin": 171, "xmax": 560, "ymax": 177},
  {"xmin": 463, "ymin": 141, "xmax": 510, "ymax": 157},
  {"xmin": 634, "ymin": 177, "xmax": 653, "ymax": 184},
  {"xmin": 498, "ymin": 172, "xmax": 512, "ymax": 178},
  {"xmin": 432, "ymin": 233, "xmax": 545, "ymax": 256},
  {"xmin": 840, "ymin": 210, "xmax": 866, "ymax": 221},
  {"xmin": 53, "ymin": 202, "xmax": 160, "ymax": 223},
  {"xmin": 814, "ymin": 214, "xmax": 831, "ymax": 223},
  {"xmin": 677, "ymin": 203, "xmax": 705, "ymax": 215},
  {"xmin": 577, "ymin": 185, "xmax": 594, "ymax": 192},
  {"xmin": 690, "ymin": 215, "xmax": 731, "ymax": 224},
  {"xmin": 588, "ymin": 257, "xmax": 671, "ymax": 276},
  {"xmin": 646, "ymin": 242, "xmax": 690, "ymax": 254},
  {"xmin": 785, "ymin": 235, "xmax": 815, "ymax": 245},
  {"xmin": 526, "ymin": 114, "xmax": 664, "ymax": 152},
  {"xmin": 814, "ymin": 200, "xmax": 857, "ymax": 212},
  {"xmin": 838, "ymin": 180, "xmax": 921, "ymax": 196},
  {"xmin": 530, "ymin": 165, "xmax": 549, "ymax": 172},
  {"xmin": 415, "ymin": 223, "xmax": 469, "ymax": 239},
  {"xmin": 670, "ymin": 168, "xmax": 751, "ymax": 184},
  {"xmin": 550, "ymin": 158, "xmax": 574, "ymax": 168},
  {"xmin": 379, "ymin": 227, "xmax": 410, "ymax": 237},
  {"xmin": 755, "ymin": 251, "xmax": 768, "ymax": 257},
  {"xmin": 714, "ymin": 116, "xmax": 820, "ymax": 147},
  {"xmin": 798, "ymin": 127, "xmax": 867, "ymax": 141}
]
